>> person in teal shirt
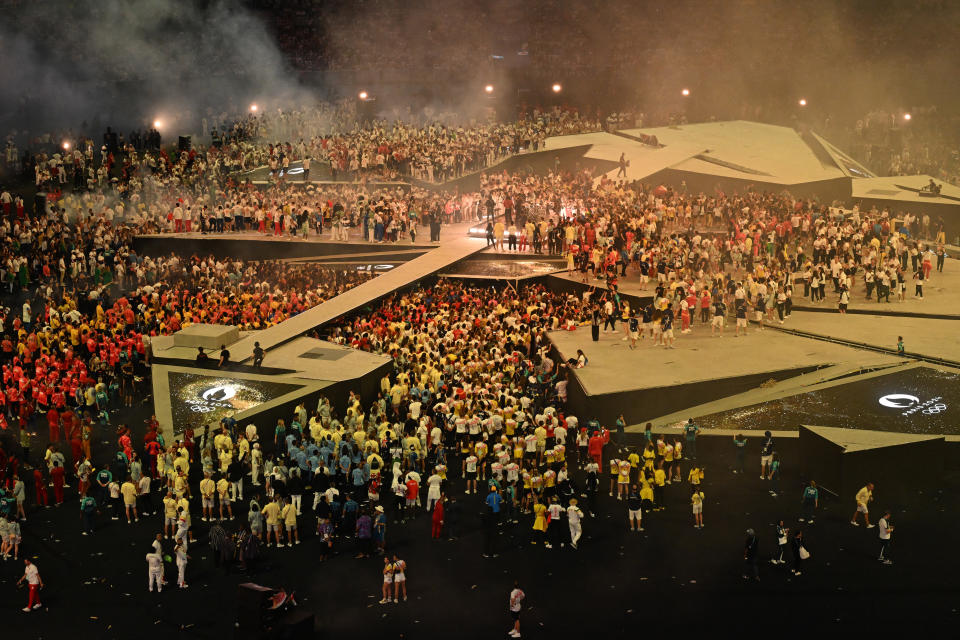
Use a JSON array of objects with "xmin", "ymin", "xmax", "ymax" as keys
[
  {"xmin": 767, "ymin": 454, "xmax": 781, "ymax": 497},
  {"xmin": 801, "ymin": 481, "xmax": 819, "ymax": 523},
  {"xmin": 684, "ymin": 418, "xmax": 701, "ymax": 459}
]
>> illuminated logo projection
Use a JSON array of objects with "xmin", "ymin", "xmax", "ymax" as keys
[
  {"xmin": 878, "ymin": 393, "xmax": 946, "ymax": 417},
  {"xmin": 878, "ymin": 394, "xmax": 920, "ymax": 409},
  {"xmin": 200, "ymin": 385, "xmax": 239, "ymax": 405},
  {"xmin": 167, "ymin": 372, "xmax": 306, "ymax": 432}
]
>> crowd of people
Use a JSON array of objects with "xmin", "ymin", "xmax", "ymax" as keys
[{"xmin": 0, "ymin": 106, "xmax": 933, "ymax": 633}]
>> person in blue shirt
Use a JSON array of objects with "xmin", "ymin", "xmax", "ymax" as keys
[
  {"xmin": 342, "ymin": 496, "xmax": 359, "ymax": 534},
  {"xmin": 485, "ymin": 486, "xmax": 502, "ymax": 515},
  {"xmin": 338, "ymin": 453, "xmax": 352, "ymax": 480},
  {"xmin": 684, "ymin": 418, "xmax": 701, "ymax": 460},
  {"xmin": 351, "ymin": 466, "xmax": 367, "ymax": 499},
  {"xmin": 615, "ymin": 415, "xmax": 626, "ymax": 444}
]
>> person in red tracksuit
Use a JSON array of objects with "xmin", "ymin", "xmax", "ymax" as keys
[
  {"xmin": 47, "ymin": 407, "xmax": 60, "ymax": 443},
  {"xmin": 588, "ymin": 428, "xmax": 609, "ymax": 467},
  {"xmin": 33, "ymin": 467, "xmax": 48, "ymax": 507},
  {"xmin": 431, "ymin": 494, "xmax": 445, "ymax": 539},
  {"xmin": 51, "ymin": 461, "xmax": 65, "ymax": 505}
]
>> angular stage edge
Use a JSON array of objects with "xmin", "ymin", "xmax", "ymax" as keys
[{"xmin": 799, "ymin": 425, "xmax": 945, "ymax": 501}]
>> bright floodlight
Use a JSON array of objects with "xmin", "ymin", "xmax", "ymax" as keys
[
  {"xmin": 153, "ymin": 119, "xmax": 162, "ymax": 129},
  {"xmin": 799, "ymin": 98, "xmax": 807, "ymax": 106},
  {"xmin": 484, "ymin": 84, "xmax": 494, "ymax": 94},
  {"xmin": 358, "ymin": 91, "xmax": 369, "ymax": 100},
  {"xmin": 903, "ymin": 113, "xmax": 912, "ymax": 121},
  {"xmin": 552, "ymin": 83, "xmax": 562, "ymax": 93},
  {"xmin": 62, "ymin": 141, "xmax": 70, "ymax": 150},
  {"xmin": 681, "ymin": 88, "xmax": 690, "ymax": 96},
  {"xmin": 250, "ymin": 103, "xmax": 258, "ymax": 112}
]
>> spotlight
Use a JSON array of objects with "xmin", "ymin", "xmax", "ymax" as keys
[
  {"xmin": 358, "ymin": 91, "xmax": 369, "ymax": 100},
  {"xmin": 552, "ymin": 83, "xmax": 562, "ymax": 93},
  {"xmin": 484, "ymin": 85, "xmax": 494, "ymax": 94},
  {"xmin": 903, "ymin": 113, "xmax": 912, "ymax": 121},
  {"xmin": 62, "ymin": 141, "xmax": 70, "ymax": 150},
  {"xmin": 250, "ymin": 103, "xmax": 258, "ymax": 112},
  {"xmin": 798, "ymin": 98, "xmax": 807, "ymax": 106},
  {"xmin": 681, "ymin": 88, "xmax": 690, "ymax": 96},
  {"xmin": 153, "ymin": 119, "xmax": 162, "ymax": 129}
]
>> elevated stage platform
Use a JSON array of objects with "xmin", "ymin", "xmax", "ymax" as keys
[
  {"xmin": 133, "ymin": 229, "xmax": 435, "ymax": 261},
  {"xmin": 547, "ymin": 321, "xmax": 903, "ymax": 429}
]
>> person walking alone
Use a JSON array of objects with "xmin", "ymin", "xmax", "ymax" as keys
[
  {"xmin": 851, "ymin": 482, "xmax": 875, "ymax": 528},
  {"xmin": 800, "ymin": 481, "xmax": 819, "ymax": 524},
  {"xmin": 878, "ymin": 510, "xmax": 894, "ymax": 564},
  {"xmin": 791, "ymin": 529, "xmax": 807, "ymax": 575},
  {"xmin": 17, "ymin": 558, "xmax": 43, "ymax": 612},
  {"xmin": 743, "ymin": 528, "xmax": 760, "ymax": 582},
  {"xmin": 567, "ymin": 498, "xmax": 583, "ymax": 549},
  {"xmin": 508, "ymin": 580, "xmax": 525, "ymax": 638},
  {"xmin": 691, "ymin": 486, "xmax": 705, "ymax": 529}
]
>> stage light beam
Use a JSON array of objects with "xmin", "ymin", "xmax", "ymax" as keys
[
  {"xmin": 903, "ymin": 113, "xmax": 912, "ymax": 121},
  {"xmin": 484, "ymin": 84, "xmax": 494, "ymax": 94},
  {"xmin": 681, "ymin": 88, "xmax": 690, "ymax": 96},
  {"xmin": 62, "ymin": 141, "xmax": 70, "ymax": 150},
  {"xmin": 358, "ymin": 91, "xmax": 369, "ymax": 100},
  {"xmin": 250, "ymin": 103, "xmax": 258, "ymax": 112},
  {"xmin": 552, "ymin": 83, "xmax": 562, "ymax": 93},
  {"xmin": 153, "ymin": 119, "xmax": 162, "ymax": 129},
  {"xmin": 799, "ymin": 98, "xmax": 807, "ymax": 106}
]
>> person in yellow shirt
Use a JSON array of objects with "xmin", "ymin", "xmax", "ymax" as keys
[
  {"xmin": 691, "ymin": 487, "xmax": 705, "ymax": 529},
  {"xmin": 173, "ymin": 470, "xmax": 189, "ymax": 499},
  {"xmin": 176, "ymin": 495, "xmax": 193, "ymax": 541},
  {"xmin": 687, "ymin": 466, "xmax": 704, "ymax": 487},
  {"xmin": 608, "ymin": 457, "xmax": 620, "ymax": 497},
  {"xmin": 163, "ymin": 491, "xmax": 179, "ymax": 539},
  {"xmin": 617, "ymin": 459, "xmax": 631, "ymax": 500},
  {"xmin": 262, "ymin": 498, "xmax": 282, "ymax": 547},
  {"xmin": 663, "ymin": 441, "xmax": 675, "ymax": 483},
  {"xmin": 639, "ymin": 481, "xmax": 655, "ymax": 512},
  {"xmin": 531, "ymin": 498, "xmax": 547, "ymax": 545},
  {"xmin": 642, "ymin": 443, "xmax": 656, "ymax": 472},
  {"xmin": 653, "ymin": 462, "xmax": 666, "ymax": 511},
  {"xmin": 120, "ymin": 477, "xmax": 139, "ymax": 524},
  {"xmin": 627, "ymin": 450, "xmax": 640, "ymax": 475},
  {"xmin": 851, "ymin": 482, "xmax": 874, "ymax": 527},
  {"xmin": 217, "ymin": 476, "xmax": 233, "ymax": 520},
  {"xmin": 199, "ymin": 472, "xmax": 216, "ymax": 522},
  {"xmin": 280, "ymin": 497, "xmax": 300, "ymax": 546},
  {"xmin": 534, "ymin": 424, "xmax": 547, "ymax": 465}
]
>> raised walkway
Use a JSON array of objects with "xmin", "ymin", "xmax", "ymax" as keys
[{"xmin": 230, "ymin": 219, "xmax": 487, "ymax": 359}]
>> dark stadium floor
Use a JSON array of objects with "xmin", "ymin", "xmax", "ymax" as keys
[{"xmin": 2, "ymin": 420, "xmax": 958, "ymax": 638}]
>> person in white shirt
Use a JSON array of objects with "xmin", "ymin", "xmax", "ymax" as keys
[
  {"xmin": 508, "ymin": 580, "xmax": 525, "ymax": 638},
  {"xmin": 566, "ymin": 498, "xmax": 584, "ymax": 549},
  {"xmin": 146, "ymin": 547, "xmax": 164, "ymax": 592},
  {"xmin": 174, "ymin": 540, "xmax": 190, "ymax": 589},
  {"xmin": 878, "ymin": 510, "xmax": 894, "ymax": 564},
  {"xmin": 425, "ymin": 471, "xmax": 443, "ymax": 511},
  {"xmin": 17, "ymin": 558, "xmax": 43, "ymax": 611}
]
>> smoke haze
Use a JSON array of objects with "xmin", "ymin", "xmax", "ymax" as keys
[{"xmin": 0, "ymin": 0, "xmax": 307, "ymax": 136}]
